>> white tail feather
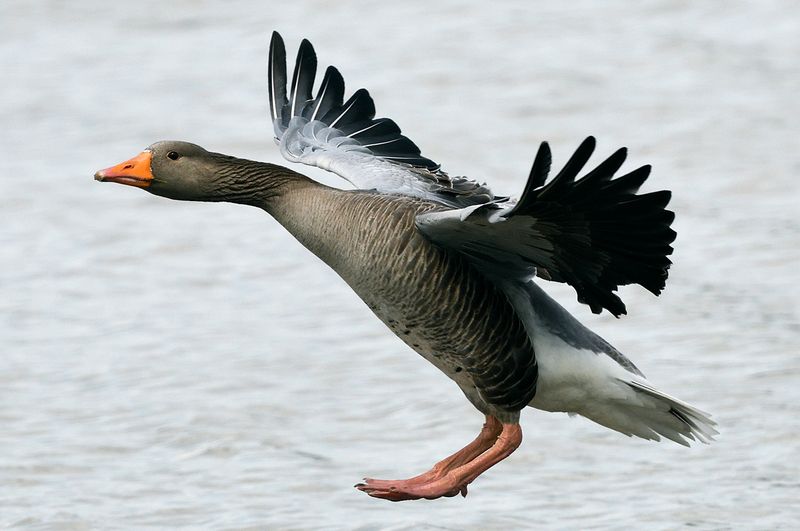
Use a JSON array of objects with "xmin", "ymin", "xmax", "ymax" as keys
[
  {"xmin": 581, "ymin": 378, "xmax": 718, "ymax": 446},
  {"xmin": 624, "ymin": 380, "xmax": 718, "ymax": 444}
]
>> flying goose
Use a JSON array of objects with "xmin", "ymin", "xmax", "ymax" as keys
[{"xmin": 94, "ymin": 31, "xmax": 716, "ymax": 501}]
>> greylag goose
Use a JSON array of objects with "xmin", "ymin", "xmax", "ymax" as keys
[{"xmin": 95, "ymin": 31, "xmax": 717, "ymax": 501}]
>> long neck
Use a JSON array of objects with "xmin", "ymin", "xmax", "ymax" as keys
[{"xmin": 203, "ymin": 153, "xmax": 318, "ymax": 209}]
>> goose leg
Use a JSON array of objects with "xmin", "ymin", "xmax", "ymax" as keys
[
  {"xmin": 355, "ymin": 417, "xmax": 521, "ymax": 501},
  {"xmin": 356, "ymin": 416, "xmax": 501, "ymax": 491}
]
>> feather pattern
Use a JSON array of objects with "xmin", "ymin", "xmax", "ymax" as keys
[
  {"xmin": 267, "ymin": 31, "xmax": 494, "ymax": 208},
  {"xmin": 289, "ymin": 39, "xmax": 316, "ymax": 118},
  {"xmin": 269, "ymin": 32, "xmax": 675, "ymax": 316},
  {"xmin": 267, "ymin": 32, "xmax": 288, "ymax": 125}
]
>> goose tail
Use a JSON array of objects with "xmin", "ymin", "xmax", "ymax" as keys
[{"xmin": 584, "ymin": 378, "xmax": 718, "ymax": 446}]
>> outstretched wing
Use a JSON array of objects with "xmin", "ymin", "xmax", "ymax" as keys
[
  {"xmin": 268, "ymin": 32, "xmax": 494, "ymax": 207},
  {"xmin": 416, "ymin": 137, "xmax": 676, "ymax": 316}
]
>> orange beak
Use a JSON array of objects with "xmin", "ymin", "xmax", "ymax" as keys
[{"xmin": 94, "ymin": 151, "xmax": 154, "ymax": 188}]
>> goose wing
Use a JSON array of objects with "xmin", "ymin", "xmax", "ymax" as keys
[
  {"xmin": 268, "ymin": 32, "xmax": 494, "ymax": 208},
  {"xmin": 416, "ymin": 137, "xmax": 676, "ymax": 316}
]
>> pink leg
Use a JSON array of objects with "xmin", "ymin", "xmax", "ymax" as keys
[
  {"xmin": 355, "ymin": 419, "xmax": 521, "ymax": 501},
  {"xmin": 356, "ymin": 416, "xmax": 502, "ymax": 493}
]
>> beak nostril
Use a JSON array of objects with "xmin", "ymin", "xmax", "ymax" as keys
[{"xmin": 94, "ymin": 151, "xmax": 152, "ymax": 187}]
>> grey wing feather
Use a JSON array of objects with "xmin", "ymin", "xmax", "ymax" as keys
[
  {"xmin": 268, "ymin": 32, "xmax": 494, "ymax": 208},
  {"xmin": 416, "ymin": 138, "xmax": 676, "ymax": 317}
]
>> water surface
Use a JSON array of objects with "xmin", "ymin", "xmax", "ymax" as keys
[{"xmin": 1, "ymin": 1, "xmax": 798, "ymax": 528}]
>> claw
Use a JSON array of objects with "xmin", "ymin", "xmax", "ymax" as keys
[
  {"xmin": 356, "ymin": 483, "xmax": 420, "ymax": 502},
  {"xmin": 355, "ymin": 477, "xmax": 470, "ymax": 502}
]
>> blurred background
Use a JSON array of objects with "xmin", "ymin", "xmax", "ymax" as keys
[{"xmin": 1, "ymin": 0, "xmax": 798, "ymax": 528}]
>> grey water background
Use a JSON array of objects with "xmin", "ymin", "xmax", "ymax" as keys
[{"xmin": 1, "ymin": 0, "xmax": 799, "ymax": 528}]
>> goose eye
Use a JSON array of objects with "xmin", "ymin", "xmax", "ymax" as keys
[{"xmin": 167, "ymin": 151, "xmax": 180, "ymax": 160}]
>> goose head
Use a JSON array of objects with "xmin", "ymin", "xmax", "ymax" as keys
[
  {"xmin": 94, "ymin": 141, "xmax": 222, "ymax": 201},
  {"xmin": 94, "ymin": 140, "xmax": 305, "ymax": 206}
]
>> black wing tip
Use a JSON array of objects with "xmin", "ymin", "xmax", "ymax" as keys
[
  {"xmin": 610, "ymin": 146, "xmax": 628, "ymax": 164},
  {"xmin": 513, "ymin": 142, "xmax": 552, "ymax": 214},
  {"xmin": 538, "ymin": 141, "xmax": 552, "ymax": 160},
  {"xmin": 514, "ymin": 138, "xmax": 675, "ymax": 316},
  {"xmin": 583, "ymin": 291, "xmax": 626, "ymax": 317},
  {"xmin": 270, "ymin": 31, "xmax": 439, "ymax": 172},
  {"xmin": 572, "ymin": 136, "xmax": 597, "ymax": 163},
  {"xmin": 534, "ymin": 141, "xmax": 552, "ymax": 176},
  {"xmin": 268, "ymin": 31, "xmax": 289, "ymax": 126},
  {"xmin": 297, "ymin": 39, "xmax": 317, "ymax": 61},
  {"xmin": 324, "ymin": 65, "xmax": 343, "ymax": 81},
  {"xmin": 640, "ymin": 189, "xmax": 672, "ymax": 208},
  {"xmin": 631, "ymin": 164, "xmax": 653, "ymax": 181},
  {"xmin": 269, "ymin": 30, "xmax": 287, "ymax": 62},
  {"xmin": 542, "ymin": 135, "xmax": 598, "ymax": 194}
]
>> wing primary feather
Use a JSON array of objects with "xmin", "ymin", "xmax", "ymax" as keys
[
  {"xmin": 325, "ymin": 88, "xmax": 376, "ymax": 129},
  {"xmin": 600, "ymin": 165, "xmax": 651, "ymax": 195},
  {"xmin": 530, "ymin": 141, "xmax": 552, "ymax": 189},
  {"xmin": 540, "ymin": 136, "xmax": 596, "ymax": 198},
  {"xmin": 289, "ymin": 39, "xmax": 317, "ymax": 120},
  {"xmin": 513, "ymin": 142, "xmax": 552, "ymax": 216},
  {"xmin": 574, "ymin": 147, "xmax": 627, "ymax": 190},
  {"xmin": 268, "ymin": 31, "xmax": 288, "ymax": 125},
  {"xmin": 363, "ymin": 136, "xmax": 419, "ymax": 152},
  {"xmin": 308, "ymin": 66, "xmax": 345, "ymax": 122},
  {"xmin": 341, "ymin": 118, "xmax": 402, "ymax": 139}
]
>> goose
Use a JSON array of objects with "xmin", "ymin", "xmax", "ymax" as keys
[{"xmin": 94, "ymin": 31, "xmax": 717, "ymax": 501}]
